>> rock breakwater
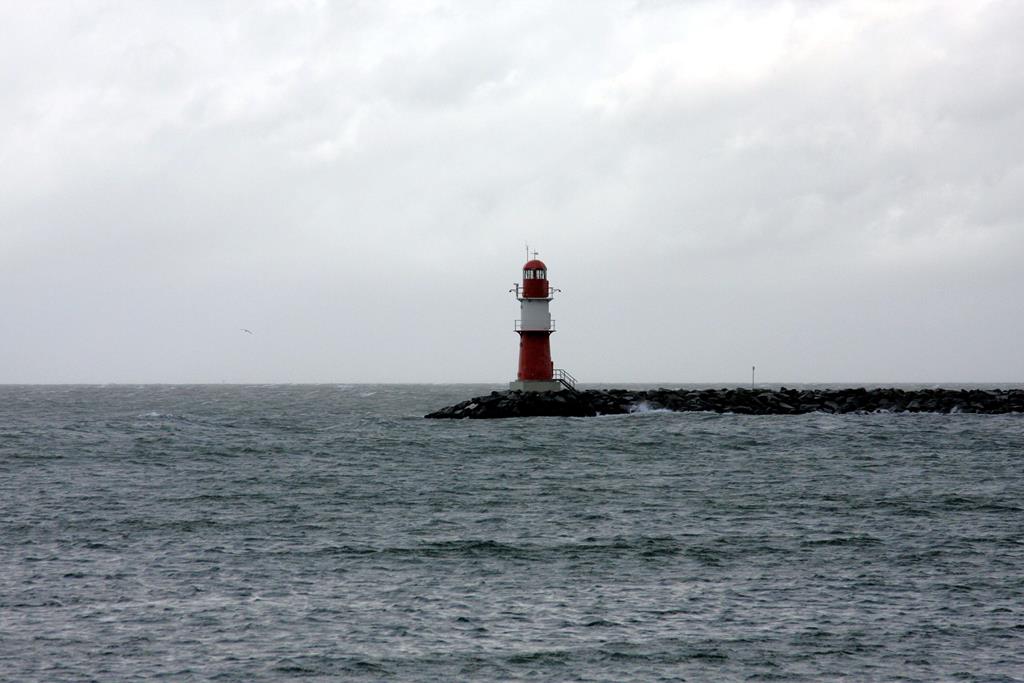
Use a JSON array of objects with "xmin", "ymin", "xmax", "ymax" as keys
[{"xmin": 425, "ymin": 387, "xmax": 1024, "ymax": 419}]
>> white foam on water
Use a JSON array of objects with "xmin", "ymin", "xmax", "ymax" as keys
[{"xmin": 628, "ymin": 401, "xmax": 672, "ymax": 414}]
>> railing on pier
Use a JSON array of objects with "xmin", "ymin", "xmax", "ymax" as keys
[{"xmin": 553, "ymin": 368, "xmax": 578, "ymax": 392}]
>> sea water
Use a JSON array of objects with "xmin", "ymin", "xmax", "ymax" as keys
[{"xmin": 1, "ymin": 384, "xmax": 1022, "ymax": 681}]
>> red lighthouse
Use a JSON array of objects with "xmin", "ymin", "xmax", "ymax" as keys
[{"xmin": 510, "ymin": 255, "xmax": 575, "ymax": 392}]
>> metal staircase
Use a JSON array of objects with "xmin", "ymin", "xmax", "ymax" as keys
[{"xmin": 553, "ymin": 368, "xmax": 578, "ymax": 393}]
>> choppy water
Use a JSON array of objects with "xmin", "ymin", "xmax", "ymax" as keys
[{"xmin": 2, "ymin": 384, "xmax": 1022, "ymax": 682}]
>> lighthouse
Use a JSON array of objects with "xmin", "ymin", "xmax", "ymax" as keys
[{"xmin": 510, "ymin": 255, "xmax": 576, "ymax": 392}]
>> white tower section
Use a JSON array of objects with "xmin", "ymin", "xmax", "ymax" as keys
[{"xmin": 518, "ymin": 296, "xmax": 552, "ymax": 331}]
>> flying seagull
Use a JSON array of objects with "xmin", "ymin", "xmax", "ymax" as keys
[{"xmin": 240, "ymin": 328, "xmax": 254, "ymax": 335}]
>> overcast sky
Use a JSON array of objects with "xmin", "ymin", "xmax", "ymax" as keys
[{"xmin": 2, "ymin": 0, "xmax": 1022, "ymax": 383}]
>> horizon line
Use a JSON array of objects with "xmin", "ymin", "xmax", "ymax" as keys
[{"xmin": 2, "ymin": 380, "xmax": 1023, "ymax": 387}]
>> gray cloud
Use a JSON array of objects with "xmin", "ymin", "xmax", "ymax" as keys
[{"xmin": 2, "ymin": 0, "xmax": 1021, "ymax": 383}]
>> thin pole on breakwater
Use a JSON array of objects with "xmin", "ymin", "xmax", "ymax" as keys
[{"xmin": 752, "ymin": 365, "xmax": 755, "ymax": 389}]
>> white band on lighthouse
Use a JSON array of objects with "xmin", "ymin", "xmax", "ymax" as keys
[{"xmin": 519, "ymin": 299, "xmax": 551, "ymax": 331}]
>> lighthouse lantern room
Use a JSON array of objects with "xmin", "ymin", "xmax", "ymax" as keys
[{"xmin": 510, "ymin": 254, "xmax": 574, "ymax": 392}]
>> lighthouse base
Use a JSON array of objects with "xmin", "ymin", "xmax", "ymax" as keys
[{"xmin": 509, "ymin": 379, "xmax": 565, "ymax": 392}]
